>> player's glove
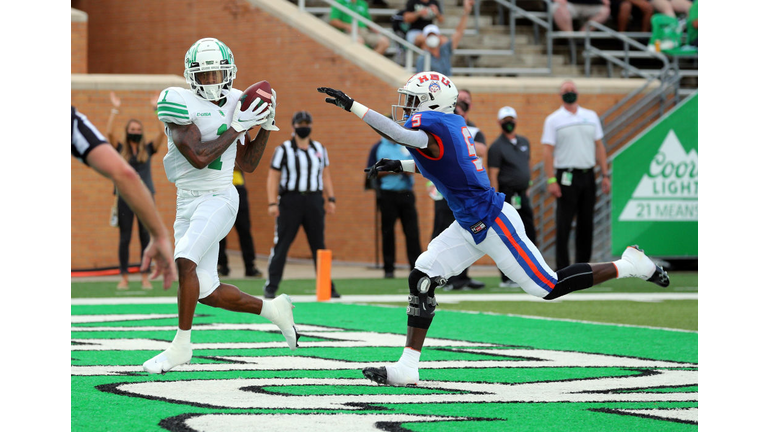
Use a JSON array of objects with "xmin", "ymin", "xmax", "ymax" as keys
[
  {"xmin": 317, "ymin": 87, "xmax": 354, "ymax": 111},
  {"xmin": 231, "ymin": 98, "xmax": 270, "ymax": 133},
  {"xmin": 365, "ymin": 158, "xmax": 403, "ymax": 180},
  {"xmin": 260, "ymin": 89, "xmax": 280, "ymax": 131}
]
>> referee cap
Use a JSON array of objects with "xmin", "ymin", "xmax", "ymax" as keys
[{"xmin": 292, "ymin": 110, "xmax": 313, "ymax": 124}]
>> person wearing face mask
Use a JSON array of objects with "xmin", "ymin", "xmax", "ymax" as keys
[
  {"xmin": 415, "ymin": 0, "xmax": 474, "ymax": 76},
  {"xmin": 541, "ymin": 81, "xmax": 610, "ymax": 271},
  {"xmin": 106, "ymin": 91, "xmax": 167, "ymax": 290},
  {"xmin": 265, "ymin": 111, "xmax": 340, "ymax": 299},
  {"xmin": 488, "ymin": 106, "xmax": 536, "ymax": 288}
]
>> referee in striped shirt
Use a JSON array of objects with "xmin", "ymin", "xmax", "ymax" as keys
[{"xmin": 265, "ymin": 111, "xmax": 340, "ymax": 298}]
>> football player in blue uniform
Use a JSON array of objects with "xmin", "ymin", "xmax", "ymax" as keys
[{"xmin": 319, "ymin": 72, "xmax": 669, "ymax": 386}]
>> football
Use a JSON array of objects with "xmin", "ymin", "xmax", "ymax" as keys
[{"xmin": 240, "ymin": 80, "xmax": 273, "ymax": 111}]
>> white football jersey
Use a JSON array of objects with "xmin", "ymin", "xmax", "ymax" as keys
[{"xmin": 156, "ymin": 87, "xmax": 245, "ymax": 191}]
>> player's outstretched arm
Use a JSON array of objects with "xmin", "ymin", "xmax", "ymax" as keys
[
  {"xmin": 86, "ymin": 145, "xmax": 177, "ymax": 288},
  {"xmin": 317, "ymin": 87, "xmax": 430, "ymax": 149}
]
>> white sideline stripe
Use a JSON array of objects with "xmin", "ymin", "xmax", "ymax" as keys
[{"xmin": 71, "ymin": 292, "xmax": 697, "ymax": 305}]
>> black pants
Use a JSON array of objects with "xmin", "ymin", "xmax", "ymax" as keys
[
  {"xmin": 117, "ymin": 196, "xmax": 150, "ymax": 275},
  {"xmin": 555, "ymin": 168, "xmax": 596, "ymax": 270},
  {"xmin": 218, "ymin": 185, "xmax": 256, "ymax": 271},
  {"xmin": 379, "ymin": 190, "xmax": 421, "ymax": 273},
  {"xmin": 266, "ymin": 192, "xmax": 334, "ymax": 291},
  {"xmin": 498, "ymin": 187, "xmax": 537, "ymax": 282}
]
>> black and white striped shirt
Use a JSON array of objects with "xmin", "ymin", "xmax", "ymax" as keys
[
  {"xmin": 270, "ymin": 138, "xmax": 329, "ymax": 193},
  {"xmin": 71, "ymin": 106, "xmax": 109, "ymax": 165}
]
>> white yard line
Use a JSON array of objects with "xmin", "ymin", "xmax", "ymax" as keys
[{"xmin": 72, "ymin": 292, "xmax": 697, "ymax": 305}]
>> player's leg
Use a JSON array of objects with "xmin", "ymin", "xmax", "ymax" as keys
[
  {"xmin": 143, "ymin": 187, "xmax": 238, "ymax": 374},
  {"xmin": 137, "ymin": 217, "xmax": 152, "ymax": 289},
  {"xmin": 489, "ymin": 204, "xmax": 669, "ymax": 301},
  {"xmin": 363, "ymin": 221, "xmax": 484, "ymax": 386}
]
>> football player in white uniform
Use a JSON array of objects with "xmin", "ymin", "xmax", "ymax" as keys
[{"xmin": 143, "ymin": 37, "xmax": 299, "ymax": 374}]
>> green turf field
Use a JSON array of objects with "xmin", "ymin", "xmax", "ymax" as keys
[{"xmin": 71, "ymin": 273, "xmax": 697, "ymax": 431}]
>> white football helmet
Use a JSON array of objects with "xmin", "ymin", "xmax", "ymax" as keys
[
  {"xmin": 183, "ymin": 38, "xmax": 237, "ymax": 101},
  {"xmin": 392, "ymin": 71, "xmax": 458, "ymax": 124}
]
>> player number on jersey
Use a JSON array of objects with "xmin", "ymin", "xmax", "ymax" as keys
[
  {"xmin": 207, "ymin": 124, "xmax": 228, "ymax": 170},
  {"xmin": 462, "ymin": 127, "xmax": 483, "ymax": 172}
]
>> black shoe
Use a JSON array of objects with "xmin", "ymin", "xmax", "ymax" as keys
[
  {"xmin": 362, "ymin": 367, "xmax": 388, "ymax": 385},
  {"xmin": 648, "ymin": 264, "xmax": 670, "ymax": 288},
  {"xmin": 263, "ymin": 286, "xmax": 277, "ymax": 299},
  {"xmin": 384, "ymin": 271, "xmax": 394, "ymax": 279},
  {"xmin": 331, "ymin": 287, "xmax": 341, "ymax": 298},
  {"xmin": 466, "ymin": 279, "xmax": 485, "ymax": 290},
  {"xmin": 218, "ymin": 265, "xmax": 230, "ymax": 277},
  {"xmin": 245, "ymin": 267, "xmax": 263, "ymax": 278}
]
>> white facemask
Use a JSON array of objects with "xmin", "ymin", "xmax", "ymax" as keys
[{"xmin": 426, "ymin": 35, "xmax": 440, "ymax": 48}]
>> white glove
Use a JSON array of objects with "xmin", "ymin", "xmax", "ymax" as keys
[
  {"xmin": 261, "ymin": 89, "xmax": 279, "ymax": 131},
  {"xmin": 231, "ymin": 98, "xmax": 270, "ymax": 133}
]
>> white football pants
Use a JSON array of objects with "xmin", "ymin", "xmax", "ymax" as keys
[
  {"xmin": 173, "ymin": 184, "xmax": 239, "ymax": 299},
  {"xmin": 416, "ymin": 202, "xmax": 558, "ymax": 298}
]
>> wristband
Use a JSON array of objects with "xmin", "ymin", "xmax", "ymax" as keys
[
  {"xmin": 328, "ymin": 197, "xmax": 336, "ymax": 203},
  {"xmin": 111, "ymin": 109, "xmax": 119, "ymax": 114},
  {"xmin": 547, "ymin": 177, "xmax": 557, "ymax": 185},
  {"xmin": 268, "ymin": 203, "xmax": 277, "ymax": 207},
  {"xmin": 350, "ymin": 101, "xmax": 369, "ymax": 119},
  {"xmin": 401, "ymin": 160, "xmax": 416, "ymax": 173}
]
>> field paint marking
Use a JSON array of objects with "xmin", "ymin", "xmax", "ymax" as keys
[{"xmin": 72, "ymin": 292, "xmax": 697, "ymax": 306}]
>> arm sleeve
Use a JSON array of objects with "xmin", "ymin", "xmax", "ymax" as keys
[
  {"xmin": 156, "ymin": 88, "xmax": 193, "ymax": 125},
  {"xmin": 361, "ymin": 108, "xmax": 429, "ymax": 149}
]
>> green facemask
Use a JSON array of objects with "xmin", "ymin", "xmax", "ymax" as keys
[{"xmin": 562, "ymin": 92, "xmax": 578, "ymax": 104}]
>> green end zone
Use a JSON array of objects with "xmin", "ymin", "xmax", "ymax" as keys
[{"xmin": 72, "ymin": 301, "xmax": 697, "ymax": 431}]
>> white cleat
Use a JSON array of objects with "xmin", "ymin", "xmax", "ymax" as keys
[
  {"xmin": 621, "ymin": 245, "xmax": 670, "ymax": 287},
  {"xmin": 362, "ymin": 364, "xmax": 419, "ymax": 386},
  {"xmin": 142, "ymin": 342, "xmax": 192, "ymax": 374},
  {"xmin": 270, "ymin": 294, "xmax": 299, "ymax": 350}
]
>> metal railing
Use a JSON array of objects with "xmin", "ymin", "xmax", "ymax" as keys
[{"xmin": 296, "ymin": 0, "xmax": 430, "ymax": 72}]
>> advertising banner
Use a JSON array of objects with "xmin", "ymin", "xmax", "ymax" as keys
[{"xmin": 611, "ymin": 93, "xmax": 698, "ymax": 257}]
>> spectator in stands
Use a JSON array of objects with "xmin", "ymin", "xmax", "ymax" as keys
[
  {"xmin": 403, "ymin": 0, "xmax": 444, "ymax": 47},
  {"xmin": 330, "ymin": 0, "xmax": 390, "ymax": 55},
  {"xmin": 649, "ymin": 0, "xmax": 692, "ymax": 18},
  {"xmin": 415, "ymin": 0, "xmax": 474, "ymax": 76},
  {"xmin": 552, "ymin": 0, "xmax": 611, "ymax": 32},
  {"xmin": 610, "ymin": 0, "xmax": 654, "ymax": 32},
  {"xmin": 686, "ymin": 0, "xmax": 697, "ymax": 46}
]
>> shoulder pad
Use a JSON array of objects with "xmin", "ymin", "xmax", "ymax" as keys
[{"xmin": 156, "ymin": 87, "xmax": 193, "ymax": 125}]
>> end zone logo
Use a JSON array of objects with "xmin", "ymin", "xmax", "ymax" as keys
[{"xmin": 71, "ymin": 303, "xmax": 698, "ymax": 431}]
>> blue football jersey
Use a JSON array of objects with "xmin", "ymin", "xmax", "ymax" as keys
[{"xmin": 404, "ymin": 110, "xmax": 505, "ymax": 243}]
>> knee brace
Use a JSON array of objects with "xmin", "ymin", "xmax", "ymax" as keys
[
  {"xmin": 406, "ymin": 269, "xmax": 445, "ymax": 329},
  {"xmin": 544, "ymin": 263, "xmax": 593, "ymax": 300}
]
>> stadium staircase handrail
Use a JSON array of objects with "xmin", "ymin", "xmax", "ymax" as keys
[{"xmin": 296, "ymin": 0, "xmax": 431, "ymax": 72}]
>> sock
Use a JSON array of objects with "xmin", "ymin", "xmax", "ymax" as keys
[
  {"xmin": 398, "ymin": 347, "xmax": 421, "ymax": 370},
  {"xmin": 172, "ymin": 328, "xmax": 191, "ymax": 346},
  {"xmin": 612, "ymin": 259, "xmax": 633, "ymax": 279},
  {"xmin": 260, "ymin": 299, "xmax": 277, "ymax": 322}
]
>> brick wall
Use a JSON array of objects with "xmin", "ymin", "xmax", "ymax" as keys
[
  {"xmin": 71, "ymin": 10, "xmax": 88, "ymax": 74},
  {"xmin": 71, "ymin": 0, "xmax": 647, "ymax": 270}
]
